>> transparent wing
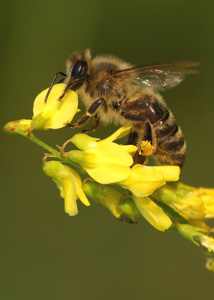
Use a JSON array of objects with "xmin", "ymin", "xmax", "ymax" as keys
[{"xmin": 115, "ymin": 61, "xmax": 199, "ymax": 91}]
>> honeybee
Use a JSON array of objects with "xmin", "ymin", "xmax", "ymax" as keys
[{"xmin": 48, "ymin": 49, "xmax": 199, "ymax": 167}]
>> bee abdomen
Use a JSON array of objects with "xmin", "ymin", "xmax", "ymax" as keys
[
  {"xmin": 154, "ymin": 140, "xmax": 186, "ymax": 167},
  {"xmin": 153, "ymin": 114, "xmax": 186, "ymax": 167},
  {"xmin": 124, "ymin": 92, "xmax": 186, "ymax": 167}
]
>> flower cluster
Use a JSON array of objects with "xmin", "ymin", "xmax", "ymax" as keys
[{"xmin": 3, "ymin": 84, "xmax": 214, "ymax": 271}]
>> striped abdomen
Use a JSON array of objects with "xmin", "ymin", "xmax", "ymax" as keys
[
  {"xmin": 124, "ymin": 91, "xmax": 186, "ymax": 167},
  {"xmin": 153, "ymin": 115, "xmax": 186, "ymax": 167},
  {"xmin": 141, "ymin": 94, "xmax": 186, "ymax": 167}
]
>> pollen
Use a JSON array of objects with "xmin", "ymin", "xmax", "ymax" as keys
[{"xmin": 139, "ymin": 140, "xmax": 154, "ymax": 156}]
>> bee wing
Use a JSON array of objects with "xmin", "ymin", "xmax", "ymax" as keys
[{"xmin": 115, "ymin": 61, "xmax": 199, "ymax": 91}]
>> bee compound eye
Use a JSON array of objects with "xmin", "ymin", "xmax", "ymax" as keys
[{"xmin": 71, "ymin": 60, "xmax": 87, "ymax": 77}]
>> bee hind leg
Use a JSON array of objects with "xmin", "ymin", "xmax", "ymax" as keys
[
  {"xmin": 128, "ymin": 122, "xmax": 155, "ymax": 165},
  {"xmin": 127, "ymin": 130, "xmax": 147, "ymax": 164}
]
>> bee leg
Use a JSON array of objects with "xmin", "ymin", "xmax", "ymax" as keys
[
  {"xmin": 121, "ymin": 113, "xmax": 148, "ymax": 164},
  {"xmin": 67, "ymin": 98, "xmax": 106, "ymax": 129},
  {"xmin": 124, "ymin": 116, "xmax": 155, "ymax": 164},
  {"xmin": 81, "ymin": 115, "xmax": 100, "ymax": 133},
  {"xmin": 66, "ymin": 114, "xmax": 90, "ymax": 128},
  {"xmin": 44, "ymin": 71, "xmax": 67, "ymax": 102},
  {"xmin": 133, "ymin": 121, "xmax": 156, "ymax": 164},
  {"xmin": 126, "ymin": 130, "xmax": 146, "ymax": 164}
]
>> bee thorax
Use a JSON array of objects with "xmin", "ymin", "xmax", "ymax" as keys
[{"xmin": 96, "ymin": 78, "xmax": 113, "ymax": 95}]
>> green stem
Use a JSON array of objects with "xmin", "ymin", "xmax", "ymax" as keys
[{"xmin": 17, "ymin": 130, "xmax": 80, "ymax": 168}]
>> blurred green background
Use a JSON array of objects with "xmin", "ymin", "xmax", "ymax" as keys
[{"xmin": 1, "ymin": 0, "xmax": 214, "ymax": 299}]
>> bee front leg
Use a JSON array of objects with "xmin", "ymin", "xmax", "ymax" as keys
[
  {"xmin": 67, "ymin": 98, "xmax": 106, "ymax": 131},
  {"xmin": 81, "ymin": 115, "xmax": 100, "ymax": 133}
]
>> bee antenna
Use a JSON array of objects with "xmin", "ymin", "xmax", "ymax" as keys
[{"xmin": 44, "ymin": 71, "xmax": 67, "ymax": 103}]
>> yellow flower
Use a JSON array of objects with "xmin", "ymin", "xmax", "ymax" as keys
[
  {"xmin": 193, "ymin": 188, "xmax": 214, "ymax": 218},
  {"xmin": 3, "ymin": 84, "xmax": 79, "ymax": 134},
  {"xmin": 116, "ymin": 164, "xmax": 179, "ymax": 231},
  {"xmin": 83, "ymin": 181, "xmax": 141, "ymax": 222},
  {"xmin": 43, "ymin": 160, "xmax": 90, "ymax": 216},
  {"xmin": 119, "ymin": 164, "xmax": 180, "ymax": 197},
  {"xmin": 63, "ymin": 125, "xmax": 137, "ymax": 184},
  {"xmin": 156, "ymin": 183, "xmax": 214, "ymax": 221},
  {"xmin": 31, "ymin": 83, "xmax": 79, "ymax": 130},
  {"xmin": 83, "ymin": 181, "xmax": 123, "ymax": 218},
  {"xmin": 133, "ymin": 196, "xmax": 172, "ymax": 231}
]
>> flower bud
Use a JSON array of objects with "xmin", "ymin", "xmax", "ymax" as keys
[
  {"xmin": 43, "ymin": 160, "xmax": 90, "ymax": 216},
  {"xmin": 3, "ymin": 119, "xmax": 32, "ymax": 134}
]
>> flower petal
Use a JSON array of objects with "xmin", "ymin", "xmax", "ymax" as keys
[
  {"xmin": 70, "ymin": 133, "xmax": 100, "ymax": 151},
  {"xmin": 88, "ymin": 142, "xmax": 134, "ymax": 166},
  {"xmin": 194, "ymin": 188, "xmax": 214, "ymax": 218},
  {"xmin": 120, "ymin": 165, "xmax": 180, "ymax": 198},
  {"xmin": 102, "ymin": 125, "xmax": 132, "ymax": 142},
  {"xmin": 43, "ymin": 161, "xmax": 90, "ymax": 216},
  {"xmin": 152, "ymin": 166, "xmax": 180, "ymax": 182},
  {"xmin": 67, "ymin": 128, "xmax": 135, "ymax": 184},
  {"xmin": 120, "ymin": 165, "xmax": 165, "ymax": 197},
  {"xmin": 157, "ymin": 183, "xmax": 214, "ymax": 221},
  {"xmin": 59, "ymin": 177, "xmax": 78, "ymax": 216},
  {"xmin": 85, "ymin": 164, "xmax": 131, "ymax": 184},
  {"xmin": 32, "ymin": 84, "xmax": 79, "ymax": 130},
  {"xmin": 83, "ymin": 181, "xmax": 123, "ymax": 218},
  {"xmin": 133, "ymin": 196, "xmax": 172, "ymax": 231}
]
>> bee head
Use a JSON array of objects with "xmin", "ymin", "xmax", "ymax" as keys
[{"xmin": 64, "ymin": 49, "xmax": 91, "ymax": 92}]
